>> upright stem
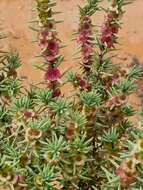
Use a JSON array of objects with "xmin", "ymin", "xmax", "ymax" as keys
[{"xmin": 36, "ymin": 0, "xmax": 63, "ymax": 98}]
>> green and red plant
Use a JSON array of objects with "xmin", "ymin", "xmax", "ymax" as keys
[{"xmin": 0, "ymin": 0, "xmax": 143, "ymax": 190}]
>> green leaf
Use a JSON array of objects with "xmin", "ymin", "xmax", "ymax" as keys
[
  {"xmin": 36, "ymin": 88, "xmax": 53, "ymax": 105},
  {"xmin": 13, "ymin": 96, "xmax": 34, "ymax": 110},
  {"xmin": 126, "ymin": 65, "xmax": 143, "ymax": 80},
  {"xmin": 122, "ymin": 104, "xmax": 136, "ymax": 116},
  {"xmin": 29, "ymin": 116, "xmax": 51, "ymax": 131},
  {"xmin": 67, "ymin": 111, "xmax": 87, "ymax": 127},
  {"xmin": 6, "ymin": 52, "xmax": 22, "ymax": 70},
  {"xmin": 49, "ymin": 98, "xmax": 72, "ymax": 115},
  {"xmin": 71, "ymin": 133, "xmax": 93, "ymax": 154},
  {"xmin": 80, "ymin": 90, "xmax": 102, "ymax": 107},
  {"xmin": 0, "ymin": 78, "xmax": 22, "ymax": 96},
  {"xmin": 79, "ymin": 0, "xmax": 101, "ymax": 17},
  {"xmin": 102, "ymin": 128, "xmax": 119, "ymax": 143}
]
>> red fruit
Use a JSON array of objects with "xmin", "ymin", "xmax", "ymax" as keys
[
  {"xmin": 111, "ymin": 25, "xmax": 119, "ymax": 34},
  {"xmin": 39, "ymin": 39, "xmax": 49, "ymax": 50},
  {"xmin": 48, "ymin": 40, "xmax": 59, "ymax": 55},
  {"xmin": 82, "ymin": 44, "xmax": 92, "ymax": 59},
  {"xmin": 107, "ymin": 13, "xmax": 114, "ymax": 22},
  {"xmin": 77, "ymin": 30, "xmax": 90, "ymax": 44},
  {"xmin": 116, "ymin": 159, "xmax": 139, "ymax": 188},
  {"xmin": 24, "ymin": 110, "xmax": 35, "ymax": 118},
  {"xmin": 45, "ymin": 67, "xmax": 61, "ymax": 81},
  {"xmin": 48, "ymin": 22, "xmax": 54, "ymax": 30},
  {"xmin": 83, "ymin": 23, "xmax": 91, "ymax": 31},
  {"xmin": 43, "ymin": 40, "xmax": 59, "ymax": 62},
  {"xmin": 86, "ymin": 84, "xmax": 92, "ymax": 91},
  {"xmin": 53, "ymin": 88, "xmax": 61, "ymax": 97},
  {"xmin": 43, "ymin": 52, "xmax": 56, "ymax": 62},
  {"xmin": 79, "ymin": 79, "xmax": 87, "ymax": 88},
  {"xmin": 38, "ymin": 30, "xmax": 49, "ymax": 40},
  {"xmin": 112, "ymin": 74, "xmax": 120, "ymax": 82}
]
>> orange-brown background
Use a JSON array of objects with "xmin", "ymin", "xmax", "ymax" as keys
[{"xmin": 0, "ymin": 0, "xmax": 143, "ymax": 82}]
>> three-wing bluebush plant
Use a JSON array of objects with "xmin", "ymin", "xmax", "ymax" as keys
[
  {"xmin": 68, "ymin": 0, "xmax": 143, "ymax": 189},
  {"xmin": 0, "ymin": 0, "xmax": 143, "ymax": 190}
]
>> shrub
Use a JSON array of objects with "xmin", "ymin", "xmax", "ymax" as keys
[{"xmin": 0, "ymin": 0, "xmax": 143, "ymax": 190}]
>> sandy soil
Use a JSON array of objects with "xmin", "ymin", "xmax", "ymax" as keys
[
  {"xmin": 0, "ymin": 0, "xmax": 143, "ymax": 82},
  {"xmin": 0, "ymin": 0, "xmax": 142, "ymax": 189}
]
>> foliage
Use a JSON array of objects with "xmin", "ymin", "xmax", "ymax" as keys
[{"xmin": 0, "ymin": 0, "xmax": 142, "ymax": 190}]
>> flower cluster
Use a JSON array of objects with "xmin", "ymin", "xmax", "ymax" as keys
[
  {"xmin": 0, "ymin": 172, "xmax": 25, "ymax": 189},
  {"xmin": 101, "ymin": 6, "xmax": 121, "ymax": 48},
  {"xmin": 116, "ymin": 158, "xmax": 139, "ymax": 188},
  {"xmin": 116, "ymin": 138, "xmax": 143, "ymax": 188},
  {"xmin": 76, "ymin": 74, "xmax": 91, "ymax": 91},
  {"xmin": 77, "ymin": 16, "xmax": 93, "ymax": 72},
  {"xmin": 37, "ymin": 1, "xmax": 62, "ymax": 97},
  {"xmin": 39, "ymin": 29, "xmax": 59, "ymax": 62},
  {"xmin": 107, "ymin": 94, "xmax": 127, "ymax": 110},
  {"xmin": 44, "ymin": 67, "xmax": 61, "ymax": 97}
]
